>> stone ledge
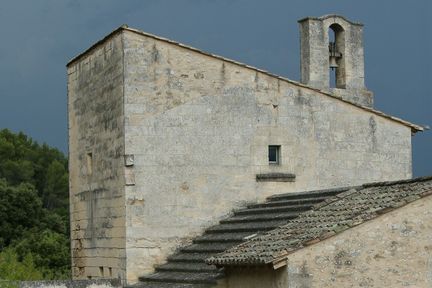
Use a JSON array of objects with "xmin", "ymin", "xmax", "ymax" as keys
[{"xmin": 256, "ymin": 173, "xmax": 296, "ymax": 182}]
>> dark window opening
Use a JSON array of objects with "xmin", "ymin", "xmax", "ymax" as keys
[
  {"xmin": 329, "ymin": 66, "xmax": 337, "ymax": 88},
  {"xmin": 86, "ymin": 152, "xmax": 93, "ymax": 175},
  {"xmin": 268, "ymin": 145, "xmax": 280, "ymax": 164},
  {"xmin": 328, "ymin": 24, "xmax": 345, "ymax": 89}
]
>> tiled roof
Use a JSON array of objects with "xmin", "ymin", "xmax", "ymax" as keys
[
  {"xmin": 67, "ymin": 26, "xmax": 424, "ymax": 133},
  {"xmin": 133, "ymin": 187, "xmax": 345, "ymax": 287},
  {"xmin": 207, "ymin": 176, "xmax": 432, "ymax": 267}
]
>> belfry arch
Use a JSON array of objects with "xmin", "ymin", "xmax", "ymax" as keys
[{"xmin": 328, "ymin": 23, "xmax": 345, "ymax": 88}]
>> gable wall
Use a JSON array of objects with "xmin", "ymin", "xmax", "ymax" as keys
[
  {"xmin": 121, "ymin": 30, "xmax": 412, "ymax": 283},
  {"xmin": 284, "ymin": 195, "xmax": 432, "ymax": 287},
  {"xmin": 68, "ymin": 33, "xmax": 126, "ymax": 281}
]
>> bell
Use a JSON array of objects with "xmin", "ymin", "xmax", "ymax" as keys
[{"xmin": 329, "ymin": 56, "xmax": 338, "ymax": 70}]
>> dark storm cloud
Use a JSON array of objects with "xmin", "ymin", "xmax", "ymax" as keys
[{"xmin": 0, "ymin": 0, "xmax": 430, "ymax": 176}]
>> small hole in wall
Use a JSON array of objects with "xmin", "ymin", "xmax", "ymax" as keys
[
  {"xmin": 99, "ymin": 266, "xmax": 104, "ymax": 277},
  {"xmin": 86, "ymin": 153, "xmax": 93, "ymax": 175},
  {"xmin": 87, "ymin": 276, "xmax": 92, "ymax": 280},
  {"xmin": 109, "ymin": 267, "xmax": 112, "ymax": 277}
]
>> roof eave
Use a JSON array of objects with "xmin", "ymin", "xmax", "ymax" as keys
[{"xmin": 272, "ymin": 257, "xmax": 288, "ymax": 270}]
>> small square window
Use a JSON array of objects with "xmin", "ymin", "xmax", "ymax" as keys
[{"xmin": 268, "ymin": 145, "xmax": 280, "ymax": 164}]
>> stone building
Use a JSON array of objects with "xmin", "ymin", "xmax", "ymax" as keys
[{"xmin": 67, "ymin": 15, "xmax": 427, "ymax": 286}]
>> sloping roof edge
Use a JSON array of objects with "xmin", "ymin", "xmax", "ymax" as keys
[
  {"xmin": 207, "ymin": 175, "xmax": 432, "ymax": 268},
  {"xmin": 66, "ymin": 25, "xmax": 425, "ymax": 133}
]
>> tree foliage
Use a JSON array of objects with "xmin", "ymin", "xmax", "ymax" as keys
[
  {"xmin": 0, "ymin": 129, "xmax": 70, "ymax": 280},
  {"xmin": 0, "ymin": 248, "xmax": 43, "ymax": 281},
  {"xmin": 13, "ymin": 230, "xmax": 70, "ymax": 279},
  {"xmin": 0, "ymin": 180, "xmax": 44, "ymax": 248}
]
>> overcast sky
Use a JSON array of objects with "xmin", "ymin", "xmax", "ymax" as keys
[{"xmin": 0, "ymin": 0, "xmax": 430, "ymax": 176}]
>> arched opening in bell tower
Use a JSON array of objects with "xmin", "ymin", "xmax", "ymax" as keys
[{"xmin": 328, "ymin": 23, "xmax": 345, "ymax": 89}]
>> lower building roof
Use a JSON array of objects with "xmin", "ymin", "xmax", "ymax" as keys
[{"xmin": 207, "ymin": 176, "xmax": 432, "ymax": 268}]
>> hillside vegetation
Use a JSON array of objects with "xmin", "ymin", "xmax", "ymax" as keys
[{"xmin": 0, "ymin": 129, "xmax": 70, "ymax": 280}]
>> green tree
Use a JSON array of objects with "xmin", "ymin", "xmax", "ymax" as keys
[
  {"xmin": 13, "ymin": 230, "xmax": 70, "ymax": 279},
  {"xmin": 0, "ymin": 248, "xmax": 43, "ymax": 280},
  {"xmin": 0, "ymin": 160, "xmax": 34, "ymax": 186},
  {"xmin": 0, "ymin": 129, "xmax": 68, "ymax": 197},
  {"xmin": 43, "ymin": 160, "xmax": 68, "ymax": 211},
  {"xmin": 0, "ymin": 129, "xmax": 70, "ymax": 279},
  {"xmin": 0, "ymin": 180, "xmax": 44, "ymax": 248}
]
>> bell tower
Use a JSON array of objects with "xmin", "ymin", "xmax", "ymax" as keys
[{"xmin": 299, "ymin": 15, "xmax": 373, "ymax": 107}]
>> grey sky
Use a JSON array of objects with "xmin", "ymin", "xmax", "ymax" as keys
[{"xmin": 0, "ymin": 0, "xmax": 430, "ymax": 176}]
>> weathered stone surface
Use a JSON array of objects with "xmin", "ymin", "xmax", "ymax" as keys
[
  {"xmin": 283, "ymin": 195, "xmax": 432, "ymax": 287},
  {"xmin": 67, "ymin": 16, "xmax": 418, "ymax": 284},
  {"xmin": 299, "ymin": 15, "xmax": 373, "ymax": 106},
  {"xmin": 68, "ymin": 31, "xmax": 126, "ymax": 280},
  {"xmin": 121, "ymin": 28, "xmax": 412, "ymax": 282}
]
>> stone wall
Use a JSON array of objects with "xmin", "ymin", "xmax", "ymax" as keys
[
  {"xmin": 121, "ymin": 29, "xmax": 412, "ymax": 282},
  {"xmin": 286, "ymin": 195, "xmax": 432, "ymax": 287},
  {"xmin": 68, "ymin": 32, "xmax": 126, "ymax": 280}
]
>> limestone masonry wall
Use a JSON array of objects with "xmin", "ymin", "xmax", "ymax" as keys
[
  {"xmin": 286, "ymin": 195, "xmax": 432, "ymax": 287},
  {"xmin": 68, "ymin": 33, "xmax": 126, "ymax": 280},
  {"xmin": 121, "ymin": 30, "xmax": 412, "ymax": 282}
]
